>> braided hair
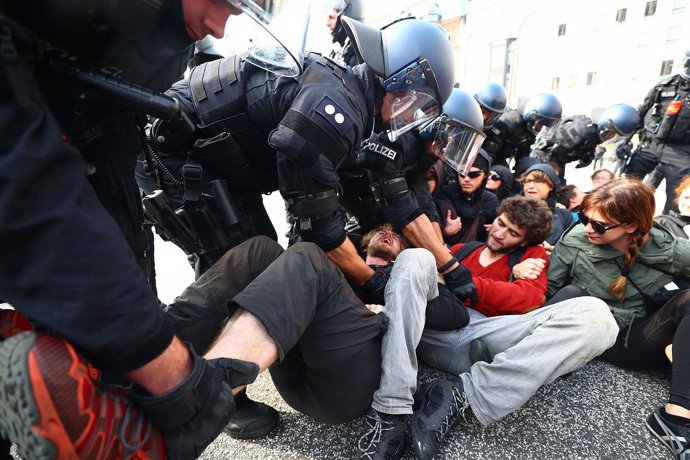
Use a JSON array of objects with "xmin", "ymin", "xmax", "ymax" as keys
[{"xmin": 580, "ymin": 178, "xmax": 655, "ymax": 300}]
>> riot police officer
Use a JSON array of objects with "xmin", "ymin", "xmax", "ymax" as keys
[
  {"xmin": 139, "ymin": 17, "xmax": 468, "ymax": 311},
  {"xmin": 625, "ymin": 50, "xmax": 690, "ymax": 214},
  {"xmin": 474, "ymin": 81, "xmax": 507, "ymax": 130},
  {"xmin": 0, "ymin": 0, "xmax": 289, "ymax": 458},
  {"xmin": 483, "ymin": 92, "xmax": 563, "ymax": 167},
  {"xmin": 326, "ymin": 0, "xmax": 364, "ymax": 67},
  {"xmin": 532, "ymin": 103, "xmax": 640, "ymax": 178}
]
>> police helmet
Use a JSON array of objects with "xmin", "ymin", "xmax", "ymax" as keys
[
  {"xmin": 682, "ymin": 50, "xmax": 690, "ymax": 80},
  {"xmin": 342, "ymin": 17, "xmax": 455, "ymax": 141},
  {"xmin": 596, "ymin": 103, "xmax": 640, "ymax": 143},
  {"xmin": 422, "ymin": 89, "xmax": 486, "ymax": 174},
  {"xmin": 331, "ymin": 0, "xmax": 365, "ymax": 45},
  {"xmin": 522, "ymin": 93, "xmax": 563, "ymax": 135},
  {"xmin": 474, "ymin": 82, "xmax": 507, "ymax": 129}
]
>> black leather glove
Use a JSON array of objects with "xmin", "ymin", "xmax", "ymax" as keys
[
  {"xmin": 356, "ymin": 262, "xmax": 394, "ymax": 305},
  {"xmin": 443, "ymin": 259, "xmax": 478, "ymax": 307},
  {"xmin": 615, "ymin": 142, "xmax": 633, "ymax": 161}
]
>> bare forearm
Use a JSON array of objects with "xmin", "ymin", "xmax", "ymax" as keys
[
  {"xmin": 326, "ymin": 236, "xmax": 374, "ymax": 284},
  {"xmin": 402, "ymin": 214, "xmax": 456, "ymax": 271}
]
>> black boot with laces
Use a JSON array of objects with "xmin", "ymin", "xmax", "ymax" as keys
[
  {"xmin": 356, "ymin": 407, "xmax": 407, "ymax": 460},
  {"xmin": 410, "ymin": 376, "xmax": 469, "ymax": 460}
]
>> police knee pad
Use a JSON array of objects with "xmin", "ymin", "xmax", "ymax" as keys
[{"xmin": 134, "ymin": 346, "xmax": 259, "ymax": 460}]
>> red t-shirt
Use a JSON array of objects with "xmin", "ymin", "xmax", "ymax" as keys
[{"xmin": 450, "ymin": 243, "xmax": 549, "ymax": 317}]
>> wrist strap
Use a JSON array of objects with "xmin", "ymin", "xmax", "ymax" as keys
[{"xmin": 437, "ymin": 257, "xmax": 458, "ymax": 274}]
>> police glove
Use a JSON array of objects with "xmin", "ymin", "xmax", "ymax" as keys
[
  {"xmin": 443, "ymin": 259, "xmax": 478, "ymax": 307},
  {"xmin": 615, "ymin": 142, "xmax": 633, "ymax": 161},
  {"xmin": 356, "ymin": 262, "xmax": 395, "ymax": 305},
  {"xmin": 134, "ymin": 345, "xmax": 259, "ymax": 460}
]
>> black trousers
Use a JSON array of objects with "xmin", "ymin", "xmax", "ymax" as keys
[
  {"xmin": 625, "ymin": 142, "xmax": 690, "ymax": 214},
  {"xmin": 166, "ymin": 236, "xmax": 385, "ymax": 424},
  {"xmin": 547, "ymin": 286, "xmax": 690, "ymax": 410}
]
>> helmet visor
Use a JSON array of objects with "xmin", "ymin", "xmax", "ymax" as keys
[
  {"xmin": 481, "ymin": 108, "xmax": 502, "ymax": 129},
  {"xmin": 382, "ymin": 60, "xmax": 442, "ymax": 142},
  {"xmin": 223, "ymin": 0, "xmax": 311, "ymax": 77},
  {"xmin": 597, "ymin": 120, "xmax": 626, "ymax": 145},
  {"xmin": 525, "ymin": 115, "xmax": 560, "ymax": 136},
  {"xmin": 429, "ymin": 116, "xmax": 486, "ymax": 175}
]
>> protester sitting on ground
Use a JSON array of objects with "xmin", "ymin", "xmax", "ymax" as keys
[
  {"xmin": 435, "ymin": 150, "xmax": 499, "ymax": 245},
  {"xmin": 656, "ymin": 176, "xmax": 690, "ymax": 240},
  {"xmin": 557, "ymin": 184, "xmax": 585, "ymax": 222},
  {"xmin": 546, "ymin": 178, "xmax": 690, "ymax": 459},
  {"xmin": 591, "ymin": 168, "xmax": 615, "ymax": 190},
  {"xmin": 485, "ymin": 165, "xmax": 514, "ymax": 204},
  {"xmin": 411, "ymin": 195, "xmax": 618, "ymax": 459},
  {"xmin": 509, "ymin": 156, "xmax": 540, "ymax": 196},
  {"xmin": 521, "ymin": 163, "xmax": 574, "ymax": 254}
]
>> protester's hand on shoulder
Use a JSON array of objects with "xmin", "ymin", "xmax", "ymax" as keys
[
  {"xmin": 512, "ymin": 258, "xmax": 547, "ymax": 280},
  {"xmin": 541, "ymin": 241, "xmax": 555, "ymax": 257}
]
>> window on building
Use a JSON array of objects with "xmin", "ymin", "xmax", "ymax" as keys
[
  {"xmin": 615, "ymin": 8, "xmax": 627, "ymax": 22},
  {"xmin": 568, "ymin": 74, "xmax": 578, "ymax": 88},
  {"xmin": 672, "ymin": 0, "xmax": 685, "ymax": 13},
  {"xmin": 586, "ymin": 72, "xmax": 597, "ymax": 86},
  {"xmin": 551, "ymin": 77, "xmax": 560, "ymax": 90},
  {"xmin": 644, "ymin": 1, "xmax": 657, "ymax": 16},
  {"xmin": 660, "ymin": 60, "xmax": 674, "ymax": 76},
  {"xmin": 558, "ymin": 24, "xmax": 566, "ymax": 36},
  {"xmin": 666, "ymin": 26, "xmax": 681, "ymax": 45}
]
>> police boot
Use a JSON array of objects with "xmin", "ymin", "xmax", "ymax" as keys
[
  {"xmin": 134, "ymin": 348, "xmax": 259, "ymax": 460},
  {"xmin": 224, "ymin": 388, "xmax": 280, "ymax": 439}
]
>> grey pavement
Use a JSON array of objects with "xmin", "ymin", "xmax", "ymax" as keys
[{"xmin": 203, "ymin": 360, "xmax": 671, "ymax": 460}]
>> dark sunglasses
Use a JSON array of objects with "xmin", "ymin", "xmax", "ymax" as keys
[
  {"xmin": 459, "ymin": 170, "xmax": 484, "ymax": 179},
  {"xmin": 577, "ymin": 211, "xmax": 627, "ymax": 234},
  {"xmin": 488, "ymin": 174, "xmax": 502, "ymax": 181}
]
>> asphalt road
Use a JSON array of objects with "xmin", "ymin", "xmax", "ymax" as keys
[{"xmin": 201, "ymin": 360, "xmax": 671, "ymax": 459}]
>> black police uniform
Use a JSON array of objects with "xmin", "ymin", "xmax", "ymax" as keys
[
  {"xmin": 626, "ymin": 74, "xmax": 690, "ymax": 214},
  {"xmin": 1, "ymin": 0, "xmax": 193, "ymax": 372},
  {"xmin": 338, "ymin": 130, "xmax": 439, "ymax": 246},
  {"xmin": 482, "ymin": 108, "xmax": 535, "ymax": 167},
  {"xmin": 138, "ymin": 52, "xmax": 375, "ymax": 271},
  {"xmin": 533, "ymin": 114, "xmax": 599, "ymax": 176}
]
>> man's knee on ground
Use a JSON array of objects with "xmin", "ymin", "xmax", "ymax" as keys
[{"xmin": 574, "ymin": 298, "xmax": 619, "ymax": 351}]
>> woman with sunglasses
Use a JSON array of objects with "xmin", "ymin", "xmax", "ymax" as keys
[{"xmin": 547, "ymin": 178, "xmax": 690, "ymax": 457}]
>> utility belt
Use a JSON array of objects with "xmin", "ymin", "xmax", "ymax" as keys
[{"xmin": 142, "ymin": 179, "xmax": 249, "ymax": 264}]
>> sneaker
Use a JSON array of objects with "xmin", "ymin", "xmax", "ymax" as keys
[
  {"xmin": 356, "ymin": 408, "xmax": 407, "ymax": 460},
  {"xmin": 0, "ymin": 309, "xmax": 32, "ymax": 339},
  {"xmin": 410, "ymin": 377, "xmax": 469, "ymax": 460},
  {"xmin": 223, "ymin": 390, "xmax": 279, "ymax": 439},
  {"xmin": 646, "ymin": 406, "xmax": 690, "ymax": 459},
  {"xmin": 0, "ymin": 331, "xmax": 166, "ymax": 460}
]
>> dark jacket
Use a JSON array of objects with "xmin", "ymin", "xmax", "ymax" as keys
[
  {"xmin": 435, "ymin": 179, "xmax": 499, "ymax": 245},
  {"xmin": 655, "ymin": 211, "xmax": 690, "ymax": 239}
]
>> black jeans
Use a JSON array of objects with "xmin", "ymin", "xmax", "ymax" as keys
[
  {"xmin": 166, "ymin": 236, "xmax": 385, "ymax": 424},
  {"xmin": 548, "ymin": 286, "xmax": 690, "ymax": 410}
]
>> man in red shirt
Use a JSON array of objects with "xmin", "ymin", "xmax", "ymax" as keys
[
  {"xmin": 448, "ymin": 196, "xmax": 551, "ymax": 317},
  {"xmin": 410, "ymin": 196, "xmax": 619, "ymax": 459}
]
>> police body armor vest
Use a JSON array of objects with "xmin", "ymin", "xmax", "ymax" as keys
[
  {"xmin": 644, "ymin": 75, "xmax": 690, "ymax": 144},
  {"xmin": 184, "ymin": 53, "xmax": 364, "ymax": 195}
]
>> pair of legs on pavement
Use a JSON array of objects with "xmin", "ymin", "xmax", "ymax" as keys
[{"xmin": 171, "ymin": 238, "xmax": 622, "ymax": 459}]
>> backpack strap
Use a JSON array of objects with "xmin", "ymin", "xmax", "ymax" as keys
[{"xmin": 454, "ymin": 241, "xmax": 527, "ymax": 282}]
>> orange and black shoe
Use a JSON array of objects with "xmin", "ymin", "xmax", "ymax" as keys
[
  {"xmin": 0, "ymin": 308, "xmax": 33, "ymax": 339},
  {"xmin": 0, "ymin": 331, "xmax": 167, "ymax": 460}
]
